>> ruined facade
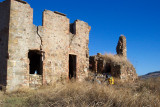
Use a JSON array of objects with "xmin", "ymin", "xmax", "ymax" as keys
[
  {"xmin": 89, "ymin": 35, "xmax": 138, "ymax": 81},
  {"xmin": 0, "ymin": 0, "xmax": 91, "ymax": 92}
]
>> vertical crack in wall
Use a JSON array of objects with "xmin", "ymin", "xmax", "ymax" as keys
[
  {"xmin": 37, "ymin": 26, "xmax": 43, "ymax": 50},
  {"xmin": 69, "ymin": 34, "xmax": 75, "ymax": 47}
]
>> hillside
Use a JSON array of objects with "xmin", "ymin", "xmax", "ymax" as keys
[{"xmin": 139, "ymin": 71, "xmax": 160, "ymax": 79}]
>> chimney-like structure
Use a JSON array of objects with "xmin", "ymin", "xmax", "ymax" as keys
[{"xmin": 116, "ymin": 35, "xmax": 127, "ymax": 59}]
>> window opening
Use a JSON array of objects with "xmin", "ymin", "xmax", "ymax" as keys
[{"xmin": 28, "ymin": 50, "xmax": 43, "ymax": 75}]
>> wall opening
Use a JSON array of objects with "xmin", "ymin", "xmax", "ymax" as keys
[
  {"xmin": 28, "ymin": 50, "xmax": 43, "ymax": 75},
  {"xmin": 97, "ymin": 60, "xmax": 103, "ymax": 73},
  {"xmin": 70, "ymin": 23, "xmax": 76, "ymax": 34},
  {"xmin": 69, "ymin": 54, "xmax": 77, "ymax": 79},
  {"xmin": 104, "ymin": 64, "xmax": 111, "ymax": 74}
]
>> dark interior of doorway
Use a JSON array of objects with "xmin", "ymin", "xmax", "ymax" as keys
[
  {"xmin": 104, "ymin": 64, "xmax": 111, "ymax": 74},
  {"xmin": 69, "ymin": 54, "xmax": 76, "ymax": 79}
]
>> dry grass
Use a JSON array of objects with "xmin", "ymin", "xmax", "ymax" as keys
[
  {"xmin": 103, "ymin": 53, "xmax": 132, "ymax": 67},
  {"xmin": 0, "ymin": 77, "xmax": 160, "ymax": 107}
]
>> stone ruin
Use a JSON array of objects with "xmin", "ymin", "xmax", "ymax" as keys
[
  {"xmin": 0, "ymin": 0, "xmax": 138, "ymax": 92},
  {"xmin": 0, "ymin": 0, "xmax": 91, "ymax": 92},
  {"xmin": 89, "ymin": 35, "xmax": 138, "ymax": 81},
  {"xmin": 116, "ymin": 35, "xmax": 127, "ymax": 59}
]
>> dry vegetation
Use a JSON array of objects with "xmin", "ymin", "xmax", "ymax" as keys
[
  {"xmin": 103, "ymin": 53, "xmax": 132, "ymax": 67},
  {"xmin": 0, "ymin": 77, "xmax": 160, "ymax": 107}
]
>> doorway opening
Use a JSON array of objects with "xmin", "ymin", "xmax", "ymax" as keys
[
  {"xmin": 28, "ymin": 50, "xmax": 43, "ymax": 75},
  {"xmin": 105, "ymin": 63, "xmax": 111, "ymax": 74},
  {"xmin": 69, "ymin": 54, "xmax": 77, "ymax": 79},
  {"xmin": 97, "ymin": 60, "xmax": 104, "ymax": 73}
]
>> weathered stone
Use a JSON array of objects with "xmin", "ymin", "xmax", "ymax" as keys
[
  {"xmin": 116, "ymin": 35, "xmax": 127, "ymax": 59},
  {"xmin": 89, "ymin": 35, "xmax": 138, "ymax": 82},
  {"xmin": 0, "ymin": 0, "xmax": 91, "ymax": 92}
]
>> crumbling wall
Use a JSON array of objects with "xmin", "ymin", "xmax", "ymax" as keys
[
  {"xmin": 0, "ymin": 0, "xmax": 90, "ymax": 92},
  {"xmin": 118, "ymin": 65, "xmax": 137, "ymax": 81},
  {"xmin": 69, "ymin": 20, "xmax": 91, "ymax": 81},
  {"xmin": 42, "ymin": 11, "xmax": 91, "ymax": 83},
  {"xmin": 7, "ymin": 0, "xmax": 41, "ymax": 91},
  {"xmin": 110, "ymin": 64, "xmax": 121, "ymax": 78},
  {"xmin": 0, "ymin": 0, "xmax": 10, "ymax": 87},
  {"xmin": 89, "ymin": 56, "xmax": 97, "ymax": 72},
  {"xmin": 89, "ymin": 35, "xmax": 137, "ymax": 81},
  {"xmin": 116, "ymin": 35, "xmax": 127, "ymax": 59},
  {"xmin": 42, "ymin": 10, "xmax": 70, "ymax": 84},
  {"xmin": 89, "ymin": 53, "xmax": 104, "ymax": 73},
  {"xmin": 89, "ymin": 54, "xmax": 138, "ymax": 81}
]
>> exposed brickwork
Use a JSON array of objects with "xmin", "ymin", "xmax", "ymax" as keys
[{"xmin": 0, "ymin": 0, "xmax": 91, "ymax": 92}]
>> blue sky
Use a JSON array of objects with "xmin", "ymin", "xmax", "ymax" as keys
[{"xmin": 2, "ymin": 0, "xmax": 160, "ymax": 75}]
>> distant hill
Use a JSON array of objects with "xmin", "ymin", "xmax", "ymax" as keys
[{"xmin": 139, "ymin": 71, "xmax": 160, "ymax": 79}]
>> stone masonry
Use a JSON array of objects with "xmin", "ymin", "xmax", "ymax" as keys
[
  {"xmin": 0, "ymin": 0, "xmax": 91, "ymax": 92},
  {"xmin": 116, "ymin": 35, "xmax": 127, "ymax": 59},
  {"xmin": 89, "ymin": 35, "xmax": 138, "ymax": 81}
]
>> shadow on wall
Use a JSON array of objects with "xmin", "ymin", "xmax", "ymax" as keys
[
  {"xmin": 0, "ymin": 0, "xmax": 10, "ymax": 91},
  {"xmin": 0, "ymin": 27, "xmax": 9, "ymax": 90}
]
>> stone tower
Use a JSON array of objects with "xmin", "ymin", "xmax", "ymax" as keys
[{"xmin": 116, "ymin": 35, "xmax": 127, "ymax": 58}]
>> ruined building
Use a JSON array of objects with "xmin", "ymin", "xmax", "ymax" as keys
[
  {"xmin": 89, "ymin": 35, "xmax": 138, "ymax": 81},
  {"xmin": 0, "ymin": 0, "xmax": 91, "ymax": 92},
  {"xmin": 116, "ymin": 35, "xmax": 127, "ymax": 59}
]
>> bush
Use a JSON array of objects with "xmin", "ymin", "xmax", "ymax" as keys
[{"xmin": 103, "ymin": 53, "xmax": 132, "ymax": 67}]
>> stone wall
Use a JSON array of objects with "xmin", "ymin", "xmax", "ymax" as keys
[
  {"xmin": 69, "ymin": 20, "xmax": 90, "ymax": 81},
  {"xmin": 42, "ymin": 11, "xmax": 90, "ymax": 83},
  {"xmin": 7, "ymin": 0, "xmax": 41, "ymax": 91},
  {"xmin": 89, "ymin": 54, "xmax": 138, "ymax": 81},
  {"xmin": 118, "ymin": 65, "xmax": 137, "ymax": 81},
  {"xmin": 29, "ymin": 74, "xmax": 42, "ymax": 89},
  {"xmin": 89, "ymin": 35, "xmax": 137, "ymax": 81},
  {"xmin": 42, "ymin": 10, "xmax": 70, "ymax": 84},
  {"xmin": 0, "ymin": 0, "xmax": 10, "ymax": 87},
  {"xmin": 0, "ymin": 0, "xmax": 91, "ymax": 92},
  {"xmin": 116, "ymin": 35, "xmax": 127, "ymax": 59}
]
